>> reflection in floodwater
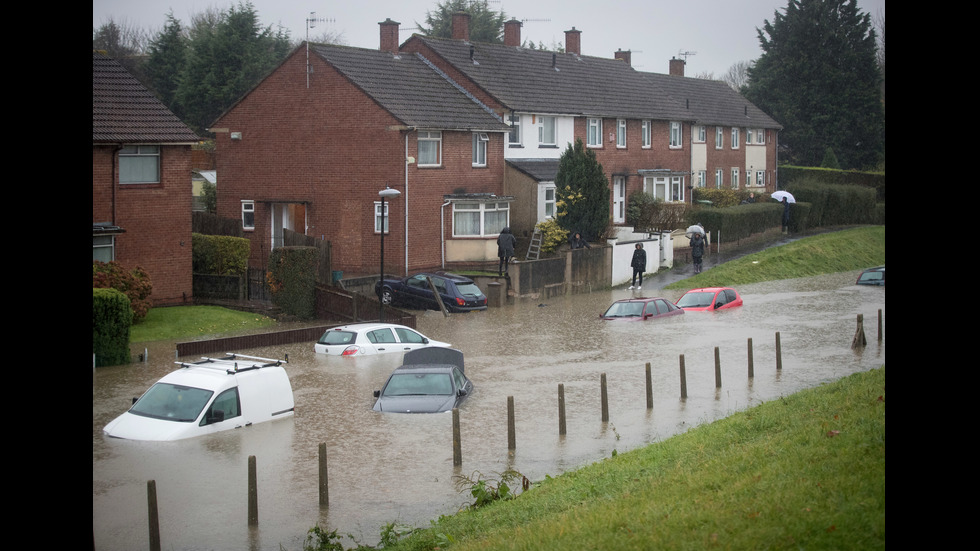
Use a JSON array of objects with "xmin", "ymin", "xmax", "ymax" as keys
[{"xmin": 93, "ymin": 270, "xmax": 884, "ymax": 550}]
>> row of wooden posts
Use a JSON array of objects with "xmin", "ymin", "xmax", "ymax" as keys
[{"xmin": 137, "ymin": 311, "xmax": 882, "ymax": 550}]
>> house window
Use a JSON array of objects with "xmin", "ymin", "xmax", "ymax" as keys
[
  {"xmin": 754, "ymin": 129, "xmax": 765, "ymax": 144},
  {"xmin": 472, "ymin": 133, "xmax": 488, "ymax": 167},
  {"xmin": 453, "ymin": 201, "xmax": 510, "ymax": 237},
  {"xmin": 93, "ymin": 235, "xmax": 115, "ymax": 262},
  {"xmin": 119, "ymin": 145, "xmax": 160, "ymax": 184},
  {"xmin": 538, "ymin": 184, "xmax": 556, "ymax": 221},
  {"xmin": 617, "ymin": 119, "xmax": 627, "ymax": 148},
  {"xmin": 374, "ymin": 201, "xmax": 391, "ymax": 233},
  {"xmin": 587, "ymin": 118, "xmax": 602, "ymax": 147},
  {"xmin": 731, "ymin": 128, "xmax": 740, "ymax": 149},
  {"xmin": 538, "ymin": 116, "xmax": 556, "ymax": 146},
  {"xmin": 242, "ymin": 200, "xmax": 255, "ymax": 230},
  {"xmin": 731, "ymin": 168, "xmax": 740, "ymax": 189},
  {"xmin": 669, "ymin": 122, "xmax": 682, "ymax": 148},
  {"xmin": 671, "ymin": 176, "xmax": 684, "ymax": 202},
  {"xmin": 418, "ymin": 131, "xmax": 442, "ymax": 166},
  {"xmin": 756, "ymin": 171, "xmax": 766, "ymax": 187},
  {"xmin": 644, "ymin": 176, "xmax": 668, "ymax": 201},
  {"xmin": 508, "ymin": 114, "xmax": 521, "ymax": 146},
  {"xmin": 747, "ymin": 128, "xmax": 754, "ymax": 144},
  {"xmin": 695, "ymin": 125, "xmax": 706, "ymax": 143},
  {"xmin": 641, "ymin": 120, "xmax": 651, "ymax": 148},
  {"xmin": 715, "ymin": 169, "xmax": 724, "ymax": 188},
  {"xmin": 715, "ymin": 127, "xmax": 723, "ymax": 149},
  {"xmin": 697, "ymin": 170, "xmax": 707, "ymax": 188}
]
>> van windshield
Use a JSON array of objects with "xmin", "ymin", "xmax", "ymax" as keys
[{"xmin": 129, "ymin": 383, "xmax": 214, "ymax": 423}]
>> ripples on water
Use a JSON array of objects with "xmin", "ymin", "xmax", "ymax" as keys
[{"xmin": 93, "ymin": 270, "xmax": 884, "ymax": 550}]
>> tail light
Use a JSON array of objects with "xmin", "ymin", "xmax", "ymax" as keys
[
  {"xmin": 456, "ymin": 297, "xmax": 466, "ymax": 306},
  {"xmin": 341, "ymin": 346, "xmax": 360, "ymax": 356}
]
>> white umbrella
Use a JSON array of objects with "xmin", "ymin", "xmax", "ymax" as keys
[
  {"xmin": 685, "ymin": 224, "xmax": 705, "ymax": 237},
  {"xmin": 772, "ymin": 190, "xmax": 795, "ymax": 203}
]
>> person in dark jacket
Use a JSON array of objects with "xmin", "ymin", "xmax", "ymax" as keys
[
  {"xmin": 690, "ymin": 231, "xmax": 706, "ymax": 274},
  {"xmin": 781, "ymin": 197, "xmax": 791, "ymax": 233},
  {"xmin": 570, "ymin": 232, "xmax": 590, "ymax": 249},
  {"xmin": 497, "ymin": 227, "xmax": 516, "ymax": 276},
  {"xmin": 628, "ymin": 243, "xmax": 646, "ymax": 290}
]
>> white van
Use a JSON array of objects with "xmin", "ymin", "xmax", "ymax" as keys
[{"xmin": 103, "ymin": 353, "xmax": 295, "ymax": 441}]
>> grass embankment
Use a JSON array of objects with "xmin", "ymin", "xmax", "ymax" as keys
[
  {"xmin": 665, "ymin": 226, "xmax": 885, "ymax": 290},
  {"xmin": 129, "ymin": 305, "xmax": 277, "ymax": 343},
  {"xmin": 387, "ymin": 367, "xmax": 885, "ymax": 551}
]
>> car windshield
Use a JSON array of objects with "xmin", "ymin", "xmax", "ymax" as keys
[
  {"xmin": 677, "ymin": 291, "xmax": 715, "ymax": 308},
  {"xmin": 382, "ymin": 373, "xmax": 453, "ymax": 396},
  {"xmin": 603, "ymin": 302, "xmax": 645, "ymax": 317},
  {"xmin": 858, "ymin": 271, "xmax": 883, "ymax": 282},
  {"xmin": 129, "ymin": 383, "xmax": 214, "ymax": 423},
  {"xmin": 318, "ymin": 330, "xmax": 356, "ymax": 345},
  {"xmin": 454, "ymin": 283, "xmax": 482, "ymax": 297}
]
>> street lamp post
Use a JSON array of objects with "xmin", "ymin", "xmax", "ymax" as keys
[{"xmin": 378, "ymin": 186, "xmax": 401, "ymax": 322}]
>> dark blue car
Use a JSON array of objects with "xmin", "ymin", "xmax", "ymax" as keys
[{"xmin": 376, "ymin": 272, "xmax": 487, "ymax": 313}]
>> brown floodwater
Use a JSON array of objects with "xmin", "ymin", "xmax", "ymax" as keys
[{"xmin": 93, "ymin": 269, "xmax": 884, "ymax": 550}]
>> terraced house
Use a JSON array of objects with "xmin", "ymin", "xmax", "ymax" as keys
[{"xmin": 213, "ymin": 13, "xmax": 781, "ymax": 277}]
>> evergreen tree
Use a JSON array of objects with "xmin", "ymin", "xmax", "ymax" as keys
[
  {"xmin": 144, "ymin": 12, "xmax": 186, "ymax": 112},
  {"xmin": 555, "ymin": 138, "xmax": 609, "ymax": 241},
  {"xmin": 745, "ymin": 0, "xmax": 884, "ymax": 169},
  {"xmin": 417, "ymin": 0, "xmax": 508, "ymax": 43}
]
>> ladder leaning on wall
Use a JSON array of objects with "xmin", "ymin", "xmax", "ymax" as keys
[{"xmin": 526, "ymin": 229, "xmax": 542, "ymax": 260}]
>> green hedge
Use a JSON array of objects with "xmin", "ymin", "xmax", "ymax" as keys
[
  {"xmin": 784, "ymin": 181, "xmax": 877, "ymax": 227},
  {"xmin": 780, "ymin": 165, "xmax": 884, "ymax": 201},
  {"xmin": 93, "ymin": 288, "xmax": 132, "ymax": 367},
  {"xmin": 192, "ymin": 233, "xmax": 250, "ymax": 276},
  {"xmin": 686, "ymin": 203, "xmax": 785, "ymax": 242},
  {"xmin": 267, "ymin": 246, "xmax": 318, "ymax": 319}
]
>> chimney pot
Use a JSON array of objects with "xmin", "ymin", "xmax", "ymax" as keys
[{"xmin": 614, "ymin": 49, "xmax": 631, "ymax": 67}]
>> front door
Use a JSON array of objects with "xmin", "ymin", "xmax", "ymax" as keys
[{"xmin": 613, "ymin": 176, "xmax": 626, "ymax": 224}]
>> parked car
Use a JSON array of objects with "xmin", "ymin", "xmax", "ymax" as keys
[
  {"xmin": 103, "ymin": 353, "xmax": 294, "ymax": 441},
  {"xmin": 376, "ymin": 272, "xmax": 487, "ymax": 313},
  {"xmin": 600, "ymin": 297, "xmax": 684, "ymax": 320},
  {"xmin": 372, "ymin": 347, "xmax": 472, "ymax": 413},
  {"xmin": 676, "ymin": 287, "xmax": 743, "ymax": 311},
  {"xmin": 314, "ymin": 323, "xmax": 450, "ymax": 356},
  {"xmin": 856, "ymin": 266, "xmax": 885, "ymax": 286}
]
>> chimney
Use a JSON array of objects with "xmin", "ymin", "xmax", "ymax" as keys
[
  {"xmin": 379, "ymin": 18, "xmax": 400, "ymax": 53},
  {"xmin": 669, "ymin": 57, "xmax": 686, "ymax": 76},
  {"xmin": 504, "ymin": 19, "xmax": 522, "ymax": 47},
  {"xmin": 615, "ymin": 49, "xmax": 631, "ymax": 67},
  {"xmin": 565, "ymin": 27, "xmax": 581, "ymax": 55},
  {"xmin": 452, "ymin": 11, "xmax": 471, "ymax": 41}
]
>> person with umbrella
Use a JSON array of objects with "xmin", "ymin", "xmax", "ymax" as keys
[
  {"xmin": 690, "ymin": 228, "xmax": 706, "ymax": 274},
  {"xmin": 781, "ymin": 197, "xmax": 791, "ymax": 233}
]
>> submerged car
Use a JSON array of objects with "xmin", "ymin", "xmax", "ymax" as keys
[
  {"xmin": 103, "ymin": 353, "xmax": 294, "ymax": 441},
  {"xmin": 856, "ymin": 266, "xmax": 885, "ymax": 286},
  {"xmin": 376, "ymin": 272, "xmax": 487, "ymax": 313},
  {"xmin": 600, "ymin": 297, "xmax": 684, "ymax": 320},
  {"xmin": 372, "ymin": 347, "xmax": 472, "ymax": 413},
  {"xmin": 676, "ymin": 287, "xmax": 743, "ymax": 311},
  {"xmin": 314, "ymin": 323, "xmax": 450, "ymax": 356}
]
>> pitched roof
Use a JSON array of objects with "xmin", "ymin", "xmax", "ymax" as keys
[
  {"xmin": 92, "ymin": 51, "xmax": 200, "ymax": 143},
  {"xmin": 507, "ymin": 158, "xmax": 560, "ymax": 182},
  {"xmin": 409, "ymin": 37, "xmax": 690, "ymax": 121},
  {"xmin": 642, "ymin": 72, "xmax": 782, "ymax": 129},
  {"xmin": 310, "ymin": 43, "xmax": 510, "ymax": 132}
]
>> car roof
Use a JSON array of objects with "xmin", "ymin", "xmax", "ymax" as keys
[
  {"xmin": 328, "ymin": 322, "xmax": 412, "ymax": 332},
  {"xmin": 391, "ymin": 364, "xmax": 459, "ymax": 374},
  {"xmin": 684, "ymin": 287, "xmax": 733, "ymax": 292},
  {"xmin": 412, "ymin": 271, "xmax": 474, "ymax": 283}
]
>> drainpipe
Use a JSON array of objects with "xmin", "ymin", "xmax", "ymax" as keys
[
  {"xmin": 405, "ymin": 132, "xmax": 409, "ymax": 275},
  {"xmin": 441, "ymin": 200, "xmax": 452, "ymax": 269}
]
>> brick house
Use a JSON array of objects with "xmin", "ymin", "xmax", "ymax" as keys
[
  {"xmin": 401, "ymin": 14, "xmax": 782, "ymax": 240},
  {"xmin": 210, "ymin": 37, "xmax": 510, "ymax": 277},
  {"xmin": 93, "ymin": 51, "xmax": 201, "ymax": 305}
]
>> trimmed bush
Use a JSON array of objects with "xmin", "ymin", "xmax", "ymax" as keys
[
  {"xmin": 93, "ymin": 261, "xmax": 153, "ymax": 323},
  {"xmin": 192, "ymin": 233, "xmax": 249, "ymax": 275},
  {"xmin": 93, "ymin": 287, "xmax": 132, "ymax": 367},
  {"xmin": 267, "ymin": 246, "xmax": 318, "ymax": 319},
  {"xmin": 784, "ymin": 180, "xmax": 876, "ymax": 227}
]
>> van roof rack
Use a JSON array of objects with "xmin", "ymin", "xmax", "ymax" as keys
[{"xmin": 175, "ymin": 353, "xmax": 288, "ymax": 374}]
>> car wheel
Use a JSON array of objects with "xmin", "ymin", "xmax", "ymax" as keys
[{"xmin": 380, "ymin": 288, "xmax": 393, "ymax": 305}]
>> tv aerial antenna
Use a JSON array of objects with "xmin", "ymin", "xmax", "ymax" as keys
[
  {"xmin": 306, "ymin": 12, "xmax": 336, "ymax": 88},
  {"xmin": 677, "ymin": 49, "xmax": 697, "ymax": 61}
]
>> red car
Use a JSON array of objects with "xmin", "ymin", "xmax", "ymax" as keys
[
  {"xmin": 600, "ymin": 297, "xmax": 685, "ymax": 320},
  {"xmin": 675, "ymin": 287, "xmax": 743, "ymax": 311}
]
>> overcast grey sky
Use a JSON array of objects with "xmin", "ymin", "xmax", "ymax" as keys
[{"xmin": 93, "ymin": 0, "xmax": 885, "ymax": 78}]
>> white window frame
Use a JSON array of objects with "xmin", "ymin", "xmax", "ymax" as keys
[
  {"xmin": 731, "ymin": 168, "xmax": 740, "ymax": 189},
  {"xmin": 754, "ymin": 129, "xmax": 765, "ymax": 144},
  {"xmin": 374, "ymin": 201, "xmax": 391, "ymax": 234},
  {"xmin": 731, "ymin": 128, "xmax": 740, "ymax": 149},
  {"xmin": 587, "ymin": 117, "xmax": 603, "ymax": 147},
  {"xmin": 242, "ymin": 200, "xmax": 255, "ymax": 230},
  {"xmin": 644, "ymin": 176, "xmax": 668, "ymax": 201},
  {"xmin": 472, "ymin": 132, "xmax": 488, "ymax": 167},
  {"xmin": 508, "ymin": 114, "xmax": 521, "ymax": 147},
  {"xmin": 715, "ymin": 127, "xmax": 724, "ymax": 149},
  {"xmin": 93, "ymin": 235, "xmax": 115, "ymax": 262},
  {"xmin": 695, "ymin": 125, "xmax": 706, "ymax": 143},
  {"xmin": 756, "ymin": 170, "xmax": 766, "ymax": 187},
  {"xmin": 538, "ymin": 116, "xmax": 556, "ymax": 146},
  {"xmin": 418, "ymin": 131, "xmax": 442, "ymax": 166},
  {"xmin": 617, "ymin": 119, "xmax": 627, "ymax": 148},
  {"xmin": 697, "ymin": 170, "xmax": 707, "ymax": 188},
  {"xmin": 119, "ymin": 145, "xmax": 160, "ymax": 184},
  {"xmin": 641, "ymin": 120, "xmax": 651, "ymax": 148},
  {"xmin": 715, "ymin": 169, "xmax": 724, "ymax": 189},
  {"xmin": 671, "ymin": 176, "xmax": 684, "ymax": 202},
  {"xmin": 538, "ymin": 183, "xmax": 556, "ymax": 222},
  {"xmin": 669, "ymin": 122, "xmax": 682, "ymax": 148},
  {"xmin": 452, "ymin": 201, "xmax": 510, "ymax": 237}
]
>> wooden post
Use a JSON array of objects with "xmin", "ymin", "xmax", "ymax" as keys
[
  {"xmin": 600, "ymin": 373, "xmax": 609, "ymax": 422},
  {"xmin": 645, "ymin": 362, "xmax": 653, "ymax": 409},
  {"xmin": 147, "ymin": 480, "xmax": 161, "ymax": 551},
  {"xmin": 775, "ymin": 332, "xmax": 782, "ymax": 370},
  {"xmin": 452, "ymin": 408, "xmax": 462, "ymax": 466},
  {"xmin": 877, "ymin": 309, "xmax": 883, "ymax": 342},
  {"xmin": 852, "ymin": 314, "xmax": 867, "ymax": 349},
  {"xmin": 248, "ymin": 455, "xmax": 258, "ymax": 526},
  {"xmin": 747, "ymin": 338, "xmax": 754, "ymax": 378},
  {"xmin": 318, "ymin": 443, "xmax": 329, "ymax": 507},
  {"xmin": 714, "ymin": 347, "xmax": 722, "ymax": 388},
  {"xmin": 507, "ymin": 396, "xmax": 516, "ymax": 450},
  {"xmin": 427, "ymin": 276, "xmax": 450, "ymax": 317},
  {"xmin": 679, "ymin": 354, "xmax": 687, "ymax": 399},
  {"xmin": 558, "ymin": 384, "xmax": 566, "ymax": 436}
]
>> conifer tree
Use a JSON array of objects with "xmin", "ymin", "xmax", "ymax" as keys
[
  {"xmin": 555, "ymin": 138, "xmax": 609, "ymax": 241},
  {"xmin": 144, "ymin": 12, "xmax": 186, "ymax": 113}
]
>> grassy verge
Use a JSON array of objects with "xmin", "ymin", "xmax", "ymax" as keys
[
  {"xmin": 385, "ymin": 367, "xmax": 885, "ymax": 551},
  {"xmin": 665, "ymin": 226, "xmax": 884, "ymax": 290},
  {"xmin": 129, "ymin": 305, "xmax": 277, "ymax": 343}
]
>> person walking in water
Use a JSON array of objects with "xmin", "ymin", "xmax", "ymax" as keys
[
  {"xmin": 690, "ymin": 231, "xmax": 706, "ymax": 274},
  {"xmin": 628, "ymin": 243, "xmax": 646, "ymax": 290},
  {"xmin": 496, "ymin": 226, "xmax": 516, "ymax": 276}
]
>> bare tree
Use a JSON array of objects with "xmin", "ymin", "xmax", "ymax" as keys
[{"xmin": 723, "ymin": 60, "xmax": 753, "ymax": 92}]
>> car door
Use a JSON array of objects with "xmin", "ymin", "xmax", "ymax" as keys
[
  {"xmin": 403, "ymin": 275, "xmax": 433, "ymax": 308},
  {"xmin": 365, "ymin": 327, "xmax": 397, "ymax": 354},
  {"xmin": 393, "ymin": 327, "xmax": 431, "ymax": 353}
]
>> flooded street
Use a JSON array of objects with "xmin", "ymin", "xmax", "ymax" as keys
[{"xmin": 93, "ymin": 269, "xmax": 884, "ymax": 550}]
